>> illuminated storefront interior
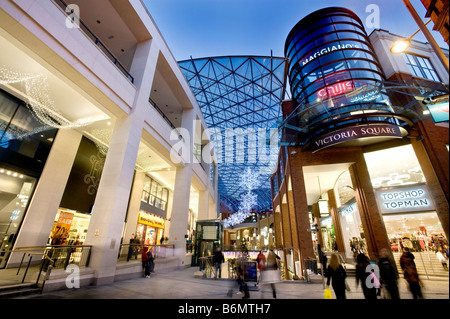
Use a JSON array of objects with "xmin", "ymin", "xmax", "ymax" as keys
[{"xmin": 364, "ymin": 144, "xmax": 447, "ymax": 252}]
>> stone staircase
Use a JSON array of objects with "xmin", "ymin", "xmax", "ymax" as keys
[
  {"xmin": 392, "ymin": 252, "xmax": 449, "ymax": 278},
  {"xmin": 0, "ymin": 283, "xmax": 41, "ymax": 299}
]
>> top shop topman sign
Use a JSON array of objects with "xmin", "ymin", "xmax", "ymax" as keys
[{"xmin": 375, "ymin": 184, "xmax": 435, "ymax": 214}]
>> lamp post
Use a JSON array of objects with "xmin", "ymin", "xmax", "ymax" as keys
[{"xmin": 392, "ymin": 0, "xmax": 449, "ymax": 73}]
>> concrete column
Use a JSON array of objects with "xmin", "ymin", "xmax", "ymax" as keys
[
  {"xmin": 84, "ymin": 39, "xmax": 159, "ymax": 285},
  {"xmin": 168, "ymin": 108, "xmax": 194, "ymax": 266},
  {"xmin": 8, "ymin": 129, "xmax": 82, "ymax": 266},
  {"xmin": 123, "ymin": 171, "xmax": 146, "ymax": 244},
  {"xmin": 197, "ymin": 190, "xmax": 210, "ymax": 221}
]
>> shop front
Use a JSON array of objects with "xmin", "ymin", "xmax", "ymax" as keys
[
  {"xmin": 136, "ymin": 211, "xmax": 165, "ymax": 246},
  {"xmin": 49, "ymin": 208, "xmax": 91, "ymax": 246},
  {"xmin": 0, "ymin": 88, "xmax": 57, "ymax": 268}
]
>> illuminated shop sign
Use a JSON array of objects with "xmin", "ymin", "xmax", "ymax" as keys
[
  {"xmin": 301, "ymin": 43, "xmax": 361, "ymax": 66},
  {"xmin": 427, "ymin": 101, "xmax": 449, "ymax": 123},
  {"xmin": 349, "ymin": 90, "xmax": 381, "ymax": 103},
  {"xmin": 375, "ymin": 184, "xmax": 435, "ymax": 214},
  {"xmin": 138, "ymin": 212, "xmax": 165, "ymax": 229},
  {"xmin": 339, "ymin": 202, "xmax": 357, "ymax": 217},
  {"xmin": 310, "ymin": 124, "xmax": 402, "ymax": 152},
  {"xmin": 318, "ymin": 81, "xmax": 353, "ymax": 99}
]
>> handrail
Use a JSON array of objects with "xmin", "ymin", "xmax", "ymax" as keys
[
  {"xmin": 51, "ymin": 0, "xmax": 134, "ymax": 83},
  {"xmin": 148, "ymin": 98, "xmax": 184, "ymax": 141}
]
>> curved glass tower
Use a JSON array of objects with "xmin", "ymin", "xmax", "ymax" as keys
[{"xmin": 285, "ymin": 7, "xmax": 409, "ymax": 149}]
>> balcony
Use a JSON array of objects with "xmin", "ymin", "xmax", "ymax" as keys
[{"xmin": 52, "ymin": 0, "xmax": 135, "ymax": 83}]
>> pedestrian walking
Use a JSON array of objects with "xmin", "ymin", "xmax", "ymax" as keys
[
  {"xmin": 148, "ymin": 247, "xmax": 155, "ymax": 274},
  {"xmin": 213, "ymin": 247, "xmax": 225, "ymax": 279},
  {"xmin": 377, "ymin": 248, "xmax": 400, "ymax": 299},
  {"xmin": 236, "ymin": 254, "xmax": 250, "ymax": 299},
  {"xmin": 400, "ymin": 247, "xmax": 423, "ymax": 299},
  {"xmin": 326, "ymin": 253, "xmax": 347, "ymax": 299},
  {"xmin": 142, "ymin": 246, "xmax": 151, "ymax": 278},
  {"xmin": 355, "ymin": 253, "xmax": 377, "ymax": 299},
  {"xmin": 436, "ymin": 249, "xmax": 448, "ymax": 270},
  {"xmin": 260, "ymin": 249, "xmax": 281, "ymax": 299},
  {"xmin": 256, "ymin": 250, "xmax": 266, "ymax": 282}
]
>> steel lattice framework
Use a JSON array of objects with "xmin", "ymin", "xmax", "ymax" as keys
[{"xmin": 178, "ymin": 56, "xmax": 287, "ymax": 211}]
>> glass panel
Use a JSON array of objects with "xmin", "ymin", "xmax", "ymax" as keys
[
  {"xmin": 150, "ymin": 181, "xmax": 157, "ymax": 196},
  {"xmin": 0, "ymin": 171, "xmax": 37, "ymax": 268},
  {"xmin": 364, "ymin": 144, "xmax": 425, "ymax": 188}
]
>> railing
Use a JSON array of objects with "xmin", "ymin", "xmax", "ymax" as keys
[
  {"xmin": 117, "ymin": 244, "xmax": 175, "ymax": 262},
  {"xmin": 51, "ymin": 0, "xmax": 134, "ymax": 83},
  {"xmin": 198, "ymin": 256, "xmax": 216, "ymax": 278},
  {"xmin": 0, "ymin": 245, "xmax": 91, "ymax": 291},
  {"xmin": 10, "ymin": 245, "xmax": 92, "ymax": 271},
  {"xmin": 148, "ymin": 98, "xmax": 183, "ymax": 141}
]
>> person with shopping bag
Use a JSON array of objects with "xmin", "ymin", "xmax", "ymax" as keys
[{"xmin": 326, "ymin": 253, "xmax": 347, "ymax": 299}]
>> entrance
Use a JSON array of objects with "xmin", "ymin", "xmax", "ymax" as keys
[{"xmin": 383, "ymin": 211, "xmax": 448, "ymax": 277}]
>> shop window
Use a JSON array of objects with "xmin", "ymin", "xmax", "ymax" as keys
[
  {"xmin": 49, "ymin": 209, "xmax": 91, "ymax": 246},
  {"xmin": 0, "ymin": 169, "xmax": 37, "ymax": 268},
  {"xmin": 403, "ymin": 54, "xmax": 440, "ymax": 82},
  {"xmin": 0, "ymin": 89, "xmax": 57, "ymax": 163},
  {"xmin": 141, "ymin": 176, "xmax": 169, "ymax": 212},
  {"xmin": 364, "ymin": 144, "xmax": 426, "ymax": 188}
]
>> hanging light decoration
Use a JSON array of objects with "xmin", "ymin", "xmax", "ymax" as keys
[
  {"xmin": 1, "ymin": 66, "xmax": 94, "ymax": 129},
  {"xmin": 223, "ymin": 168, "xmax": 260, "ymax": 228}
]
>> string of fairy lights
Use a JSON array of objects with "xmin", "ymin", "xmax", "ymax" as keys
[
  {"xmin": 0, "ymin": 66, "xmax": 94, "ymax": 129},
  {"xmin": 223, "ymin": 168, "xmax": 260, "ymax": 228}
]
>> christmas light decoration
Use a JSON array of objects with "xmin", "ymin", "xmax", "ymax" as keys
[
  {"xmin": 223, "ymin": 168, "xmax": 260, "ymax": 228},
  {"xmin": 1, "ymin": 66, "xmax": 95, "ymax": 129}
]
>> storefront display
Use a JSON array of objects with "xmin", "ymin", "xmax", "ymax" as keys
[
  {"xmin": 49, "ymin": 208, "xmax": 91, "ymax": 246},
  {"xmin": 364, "ymin": 144, "xmax": 448, "ymax": 275},
  {"xmin": 320, "ymin": 216, "xmax": 336, "ymax": 252},
  {"xmin": 339, "ymin": 200, "xmax": 367, "ymax": 259},
  {"xmin": 136, "ymin": 211, "xmax": 165, "ymax": 245}
]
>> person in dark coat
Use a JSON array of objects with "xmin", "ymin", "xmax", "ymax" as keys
[
  {"xmin": 355, "ymin": 253, "xmax": 377, "ymax": 299},
  {"xmin": 142, "ymin": 246, "xmax": 151, "ymax": 278},
  {"xmin": 326, "ymin": 253, "xmax": 347, "ymax": 299},
  {"xmin": 213, "ymin": 247, "xmax": 225, "ymax": 279},
  {"xmin": 378, "ymin": 248, "xmax": 400, "ymax": 299},
  {"xmin": 400, "ymin": 247, "xmax": 423, "ymax": 299}
]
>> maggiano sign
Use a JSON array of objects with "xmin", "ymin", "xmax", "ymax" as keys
[{"xmin": 309, "ymin": 124, "xmax": 402, "ymax": 152}]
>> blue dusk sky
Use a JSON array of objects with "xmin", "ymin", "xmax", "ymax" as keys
[{"xmin": 143, "ymin": 0, "xmax": 449, "ymax": 61}]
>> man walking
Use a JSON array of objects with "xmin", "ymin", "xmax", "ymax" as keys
[{"xmin": 213, "ymin": 246, "xmax": 225, "ymax": 279}]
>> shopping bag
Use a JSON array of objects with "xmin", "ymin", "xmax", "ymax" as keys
[
  {"xmin": 345, "ymin": 280, "xmax": 351, "ymax": 291},
  {"xmin": 324, "ymin": 286, "xmax": 333, "ymax": 299}
]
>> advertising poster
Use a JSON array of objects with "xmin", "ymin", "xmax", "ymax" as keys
[{"xmin": 52, "ymin": 211, "xmax": 74, "ymax": 245}]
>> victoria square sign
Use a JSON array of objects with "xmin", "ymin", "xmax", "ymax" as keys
[{"xmin": 309, "ymin": 124, "xmax": 402, "ymax": 153}]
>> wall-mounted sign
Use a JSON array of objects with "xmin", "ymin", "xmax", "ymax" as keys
[
  {"xmin": 339, "ymin": 202, "xmax": 357, "ymax": 217},
  {"xmin": 138, "ymin": 212, "xmax": 165, "ymax": 229},
  {"xmin": 301, "ymin": 43, "xmax": 361, "ymax": 66},
  {"xmin": 318, "ymin": 199, "xmax": 329, "ymax": 217},
  {"xmin": 375, "ymin": 184, "xmax": 435, "ymax": 214},
  {"xmin": 318, "ymin": 81, "xmax": 354, "ymax": 99},
  {"xmin": 310, "ymin": 124, "xmax": 402, "ymax": 153},
  {"xmin": 427, "ymin": 101, "xmax": 449, "ymax": 123}
]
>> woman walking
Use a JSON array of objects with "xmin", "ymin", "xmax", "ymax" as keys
[{"xmin": 326, "ymin": 253, "xmax": 347, "ymax": 299}]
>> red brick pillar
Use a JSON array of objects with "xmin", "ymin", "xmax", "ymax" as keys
[{"xmin": 349, "ymin": 160, "xmax": 391, "ymax": 261}]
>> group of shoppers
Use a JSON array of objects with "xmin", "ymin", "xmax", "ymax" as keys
[{"xmin": 325, "ymin": 247, "xmax": 427, "ymax": 299}]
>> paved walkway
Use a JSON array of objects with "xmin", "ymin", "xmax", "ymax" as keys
[{"xmin": 15, "ymin": 266, "xmax": 448, "ymax": 300}]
